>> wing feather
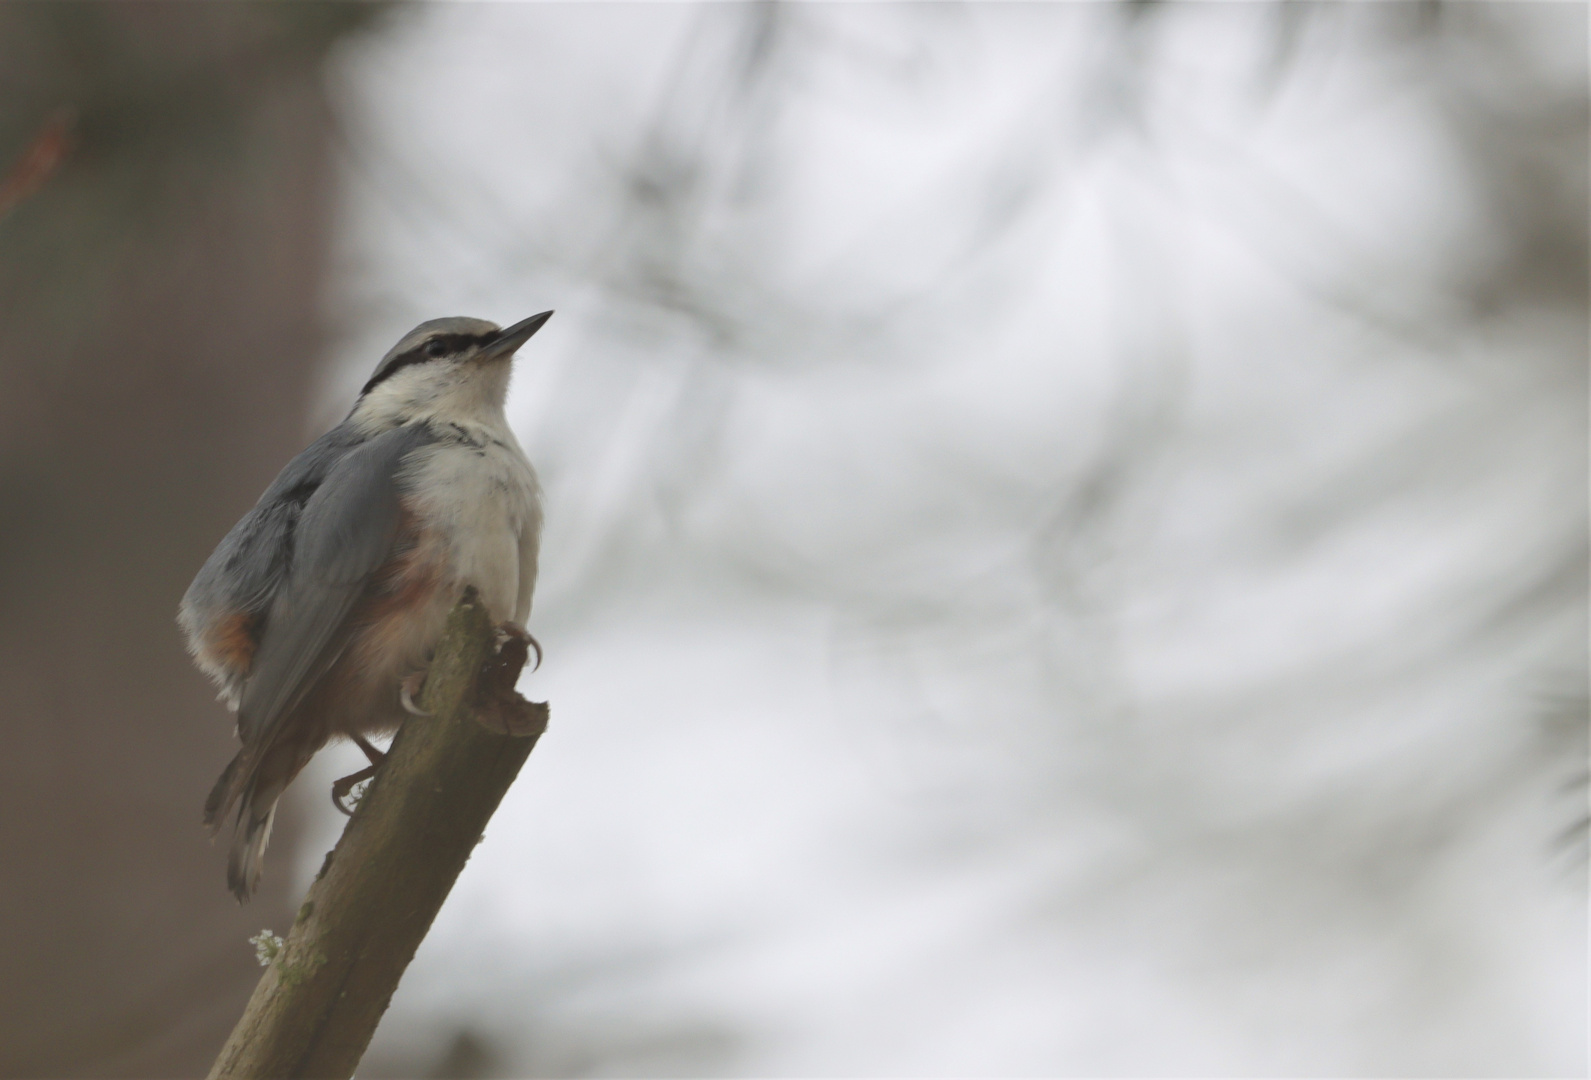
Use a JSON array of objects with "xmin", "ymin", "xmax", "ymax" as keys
[
  {"xmin": 235, "ymin": 423, "xmax": 435, "ymax": 746},
  {"xmin": 180, "ymin": 425, "xmax": 372, "ymax": 701}
]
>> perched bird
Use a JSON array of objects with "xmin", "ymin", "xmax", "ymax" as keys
[{"xmin": 180, "ymin": 313, "xmax": 551, "ymax": 901}]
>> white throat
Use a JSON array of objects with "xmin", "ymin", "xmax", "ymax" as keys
[{"xmin": 348, "ymin": 358, "xmax": 513, "ymax": 435}]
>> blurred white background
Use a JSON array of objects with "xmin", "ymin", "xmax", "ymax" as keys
[{"xmin": 289, "ymin": 4, "xmax": 1585, "ymax": 1076}]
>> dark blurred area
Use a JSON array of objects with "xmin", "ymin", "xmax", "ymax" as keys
[{"xmin": 0, "ymin": 4, "xmax": 379, "ymax": 1076}]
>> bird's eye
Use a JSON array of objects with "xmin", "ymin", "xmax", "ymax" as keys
[{"xmin": 425, "ymin": 339, "xmax": 449, "ymax": 358}]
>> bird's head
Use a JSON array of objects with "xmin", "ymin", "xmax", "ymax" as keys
[{"xmin": 349, "ymin": 311, "xmax": 552, "ymax": 430}]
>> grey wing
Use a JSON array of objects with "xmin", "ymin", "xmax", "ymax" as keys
[
  {"xmin": 179, "ymin": 426, "xmax": 372, "ymax": 703},
  {"xmin": 235, "ymin": 423, "xmax": 435, "ymax": 746}
]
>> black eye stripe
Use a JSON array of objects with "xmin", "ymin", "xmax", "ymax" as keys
[{"xmin": 358, "ymin": 331, "xmax": 498, "ymax": 398}]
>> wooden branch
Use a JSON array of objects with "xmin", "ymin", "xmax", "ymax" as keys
[{"xmin": 208, "ymin": 588, "xmax": 547, "ymax": 1080}]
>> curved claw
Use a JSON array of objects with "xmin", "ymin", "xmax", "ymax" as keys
[
  {"xmin": 399, "ymin": 679, "xmax": 431, "ymax": 717},
  {"xmin": 494, "ymin": 623, "xmax": 543, "ymax": 673},
  {"xmin": 331, "ymin": 764, "xmax": 378, "ymax": 817}
]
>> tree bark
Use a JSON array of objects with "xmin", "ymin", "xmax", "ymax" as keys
[{"xmin": 207, "ymin": 588, "xmax": 547, "ymax": 1080}]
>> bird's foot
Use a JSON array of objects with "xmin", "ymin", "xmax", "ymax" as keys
[
  {"xmin": 331, "ymin": 735, "xmax": 388, "ymax": 815},
  {"xmin": 494, "ymin": 622, "xmax": 543, "ymax": 673},
  {"xmin": 331, "ymin": 763, "xmax": 379, "ymax": 816},
  {"xmin": 473, "ymin": 622, "xmax": 549, "ymax": 738},
  {"xmin": 352, "ymin": 734, "xmax": 386, "ymax": 766},
  {"xmin": 399, "ymin": 671, "xmax": 431, "ymax": 716}
]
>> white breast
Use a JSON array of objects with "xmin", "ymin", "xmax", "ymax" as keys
[{"xmin": 404, "ymin": 420, "xmax": 542, "ymax": 625}]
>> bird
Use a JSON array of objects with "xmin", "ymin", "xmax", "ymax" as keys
[{"xmin": 179, "ymin": 312, "xmax": 551, "ymax": 901}]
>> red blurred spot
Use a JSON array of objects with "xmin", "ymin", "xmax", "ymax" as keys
[{"xmin": 0, "ymin": 107, "xmax": 76, "ymax": 218}]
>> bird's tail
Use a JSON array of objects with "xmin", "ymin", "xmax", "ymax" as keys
[
  {"xmin": 203, "ymin": 745, "xmax": 284, "ymax": 903},
  {"xmin": 227, "ymin": 797, "xmax": 279, "ymax": 903},
  {"xmin": 203, "ymin": 747, "xmax": 251, "ymax": 834}
]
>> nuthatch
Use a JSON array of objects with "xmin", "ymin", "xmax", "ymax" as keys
[{"xmin": 180, "ymin": 313, "xmax": 551, "ymax": 901}]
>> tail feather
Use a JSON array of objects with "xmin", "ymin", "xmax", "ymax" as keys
[
  {"xmin": 203, "ymin": 747, "xmax": 252, "ymax": 833},
  {"xmin": 205, "ymin": 746, "xmax": 275, "ymax": 902},
  {"xmin": 206, "ymin": 742, "xmax": 305, "ymax": 902},
  {"xmin": 227, "ymin": 799, "xmax": 278, "ymax": 903}
]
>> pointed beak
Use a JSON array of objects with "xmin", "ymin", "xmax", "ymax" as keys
[{"xmin": 480, "ymin": 310, "xmax": 553, "ymax": 360}]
